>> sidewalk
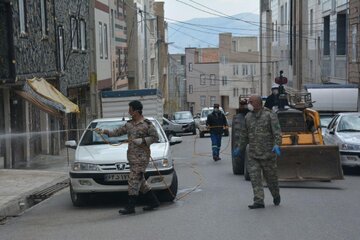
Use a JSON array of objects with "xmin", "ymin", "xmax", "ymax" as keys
[{"xmin": 0, "ymin": 148, "xmax": 74, "ymax": 220}]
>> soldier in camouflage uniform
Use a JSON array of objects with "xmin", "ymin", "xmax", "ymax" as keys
[
  {"xmin": 239, "ymin": 95, "xmax": 282, "ymax": 209},
  {"xmin": 100, "ymin": 100, "xmax": 160, "ymax": 214}
]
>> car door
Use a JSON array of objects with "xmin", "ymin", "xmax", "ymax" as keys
[{"xmin": 323, "ymin": 115, "xmax": 340, "ymax": 145}]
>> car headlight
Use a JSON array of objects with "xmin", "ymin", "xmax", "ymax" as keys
[
  {"xmin": 72, "ymin": 162, "xmax": 100, "ymax": 171},
  {"xmin": 340, "ymin": 143, "xmax": 360, "ymax": 151},
  {"xmin": 147, "ymin": 158, "xmax": 171, "ymax": 169}
]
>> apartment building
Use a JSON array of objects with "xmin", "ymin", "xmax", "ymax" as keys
[
  {"xmin": 0, "ymin": 0, "xmax": 90, "ymax": 168},
  {"xmin": 185, "ymin": 48, "xmax": 220, "ymax": 115},
  {"xmin": 110, "ymin": 0, "xmax": 129, "ymax": 90},
  {"xmin": 168, "ymin": 54, "xmax": 187, "ymax": 114},
  {"xmin": 219, "ymin": 33, "xmax": 260, "ymax": 115},
  {"xmin": 260, "ymin": 0, "xmax": 349, "ymax": 92}
]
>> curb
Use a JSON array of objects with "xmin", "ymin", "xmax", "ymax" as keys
[{"xmin": 0, "ymin": 175, "xmax": 69, "ymax": 220}]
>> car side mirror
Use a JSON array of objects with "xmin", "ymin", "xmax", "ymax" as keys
[
  {"xmin": 65, "ymin": 140, "xmax": 77, "ymax": 149},
  {"xmin": 170, "ymin": 136, "xmax": 182, "ymax": 145},
  {"xmin": 329, "ymin": 129, "xmax": 335, "ymax": 135},
  {"xmin": 225, "ymin": 112, "xmax": 229, "ymax": 116}
]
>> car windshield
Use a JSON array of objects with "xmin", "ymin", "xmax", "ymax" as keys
[
  {"xmin": 201, "ymin": 108, "xmax": 225, "ymax": 118},
  {"xmin": 79, "ymin": 119, "xmax": 165, "ymax": 146},
  {"xmin": 174, "ymin": 112, "xmax": 192, "ymax": 120},
  {"xmin": 320, "ymin": 115, "xmax": 334, "ymax": 128},
  {"xmin": 201, "ymin": 110, "xmax": 212, "ymax": 118},
  {"xmin": 337, "ymin": 115, "xmax": 360, "ymax": 132}
]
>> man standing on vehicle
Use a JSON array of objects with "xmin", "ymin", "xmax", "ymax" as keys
[
  {"xmin": 99, "ymin": 100, "xmax": 160, "ymax": 215},
  {"xmin": 239, "ymin": 95, "xmax": 282, "ymax": 209},
  {"xmin": 206, "ymin": 103, "xmax": 228, "ymax": 161},
  {"xmin": 264, "ymin": 83, "xmax": 289, "ymax": 110}
]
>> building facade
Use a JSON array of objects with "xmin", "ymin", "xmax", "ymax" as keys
[
  {"xmin": 0, "ymin": 0, "xmax": 90, "ymax": 168},
  {"xmin": 168, "ymin": 54, "xmax": 187, "ymax": 114}
]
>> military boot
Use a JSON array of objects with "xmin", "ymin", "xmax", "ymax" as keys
[
  {"xmin": 143, "ymin": 190, "xmax": 160, "ymax": 211},
  {"xmin": 119, "ymin": 195, "xmax": 137, "ymax": 215}
]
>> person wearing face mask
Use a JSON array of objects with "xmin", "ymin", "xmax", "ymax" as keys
[
  {"xmin": 264, "ymin": 83, "xmax": 289, "ymax": 110},
  {"xmin": 96, "ymin": 100, "xmax": 160, "ymax": 214},
  {"xmin": 206, "ymin": 103, "xmax": 228, "ymax": 161},
  {"xmin": 239, "ymin": 95, "xmax": 282, "ymax": 209}
]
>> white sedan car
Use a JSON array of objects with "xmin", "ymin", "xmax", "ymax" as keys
[
  {"xmin": 65, "ymin": 117, "xmax": 181, "ymax": 206},
  {"xmin": 323, "ymin": 112, "xmax": 360, "ymax": 168}
]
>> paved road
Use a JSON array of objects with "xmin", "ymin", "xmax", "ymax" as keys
[{"xmin": 1, "ymin": 134, "xmax": 360, "ymax": 240}]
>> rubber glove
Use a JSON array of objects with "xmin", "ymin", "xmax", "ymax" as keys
[
  {"xmin": 132, "ymin": 138, "xmax": 143, "ymax": 145},
  {"xmin": 233, "ymin": 147, "xmax": 241, "ymax": 158},
  {"xmin": 272, "ymin": 145, "xmax": 281, "ymax": 156}
]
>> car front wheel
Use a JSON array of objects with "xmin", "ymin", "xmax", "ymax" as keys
[
  {"xmin": 70, "ymin": 184, "xmax": 86, "ymax": 207},
  {"xmin": 157, "ymin": 171, "xmax": 178, "ymax": 202}
]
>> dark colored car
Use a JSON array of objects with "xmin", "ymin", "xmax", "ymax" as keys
[{"xmin": 172, "ymin": 111, "xmax": 197, "ymax": 135}]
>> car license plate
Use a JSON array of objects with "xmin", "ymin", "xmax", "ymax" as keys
[{"xmin": 105, "ymin": 174, "xmax": 129, "ymax": 182}]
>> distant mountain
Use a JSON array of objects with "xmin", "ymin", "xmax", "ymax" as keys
[{"xmin": 167, "ymin": 13, "xmax": 259, "ymax": 54}]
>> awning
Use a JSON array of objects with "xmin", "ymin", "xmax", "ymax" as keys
[{"xmin": 15, "ymin": 77, "xmax": 80, "ymax": 117}]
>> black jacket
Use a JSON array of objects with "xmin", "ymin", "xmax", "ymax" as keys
[
  {"xmin": 206, "ymin": 111, "xmax": 228, "ymax": 134},
  {"xmin": 264, "ymin": 94, "xmax": 289, "ymax": 110}
]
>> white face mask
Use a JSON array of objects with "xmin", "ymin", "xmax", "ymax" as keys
[{"xmin": 247, "ymin": 104, "xmax": 254, "ymax": 112}]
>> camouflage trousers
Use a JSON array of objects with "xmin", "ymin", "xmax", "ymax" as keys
[
  {"xmin": 128, "ymin": 163, "xmax": 151, "ymax": 196},
  {"xmin": 248, "ymin": 157, "xmax": 280, "ymax": 204}
]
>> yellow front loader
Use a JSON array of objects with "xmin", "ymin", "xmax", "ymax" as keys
[
  {"xmin": 231, "ymin": 91, "xmax": 344, "ymax": 181},
  {"xmin": 275, "ymin": 108, "xmax": 343, "ymax": 181}
]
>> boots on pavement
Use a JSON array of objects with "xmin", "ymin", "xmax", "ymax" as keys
[
  {"xmin": 119, "ymin": 195, "xmax": 137, "ymax": 215},
  {"xmin": 143, "ymin": 190, "xmax": 160, "ymax": 211}
]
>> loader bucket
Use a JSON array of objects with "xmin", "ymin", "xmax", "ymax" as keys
[{"xmin": 277, "ymin": 145, "xmax": 344, "ymax": 181}]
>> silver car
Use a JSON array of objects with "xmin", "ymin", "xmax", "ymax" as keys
[{"xmin": 323, "ymin": 112, "xmax": 360, "ymax": 167}]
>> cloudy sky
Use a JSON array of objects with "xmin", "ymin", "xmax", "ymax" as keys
[{"xmin": 161, "ymin": 0, "xmax": 260, "ymax": 22}]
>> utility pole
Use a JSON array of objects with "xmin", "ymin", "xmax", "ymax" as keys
[
  {"xmin": 89, "ymin": 0, "xmax": 97, "ymax": 118},
  {"xmin": 144, "ymin": 5, "xmax": 148, "ymax": 88}
]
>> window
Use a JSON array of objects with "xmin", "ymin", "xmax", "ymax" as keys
[
  {"xmin": 200, "ymin": 74, "xmax": 206, "ymax": 85},
  {"xmin": 19, "ymin": 0, "xmax": 26, "ymax": 34},
  {"xmin": 40, "ymin": 0, "xmax": 48, "ymax": 37},
  {"xmin": 352, "ymin": 25, "xmax": 357, "ymax": 62},
  {"xmin": 232, "ymin": 40, "xmax": 236, "ymax": 51},
  {"xmin": 104, "ymin": 23, "xmax": 108, "ymax": 59},
  {"xmin": 233, "ymin": 65, "xmax": 239, "ymax": 75},
  {"xmin": 221, "ymin": 55, "xmax": 227, "ymax": 64},
  {"xmin": 189, "ymin": 84, "xmax": 193, "ymax": 94},
  {"xmin": 242, "ymin": 88, "xmax": 248, "ymax": 95},
  {"xmin": 285, "ymin": 2, "xmax": 287, "ymax": 25},
  {"xmin": 233, "ymin": 88, "xmax": 236, "ymax": 97},
  {"xmin": 71, "ymin": 16, "xmax": 78, "ymax": 50},
  {"xmin": 222, "ymin": 76, "xmax": 227, "ymax": 86},
  {"xmin": 250, "ymin": 64, "xmax": 256, "ymax": 75},
  {"xmin": 337, "ymin": 14, "xmax": 346, "ymax": 55},
  {"xmin": 80, "ymin": 19, "xmax": 86, "ymax": 51},
  {"xmin": 58, "ymin": 26, "xmax": 65, "ymax": 72},
  {"xmin": 151, "ymin": 58, "xmax": 155, "ymax": 75},
  {"xmin": 111, "ymin": 10, "xmax": 114, "ymax": 38},
  {"xmin": 200, "ymin": 96, "xmax": 206, "ymax": 106},
  {"xmin": 281, "ymin": 5, "xmax": 284, "ymax": 25},
  {"xmin": 324, "ymin": 16, "xmax": 330, "ymax": 55},
  {"xmin": 210, "ymin": 96, "xmax": 216, "ymax": 107},
  {"xmin": 310, "ymin": 60, "xmax": 313, "ymax": 79},
  {"xmin": 210, "ymin": 74, "xmax": 216, "ymax": 85},
  {"xmin": 242, "ymin": 65, "xmax": 248, "ymax": 75},
  {"xmin": 99, "ymin": 22, "xmax": 103, "ymax": 58},
  {"xmin": 189, "ymin": 63, "xmax": 193, "ymax": 72}
]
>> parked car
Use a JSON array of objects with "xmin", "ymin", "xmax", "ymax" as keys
[
  {"xmin": 162, "ymin": 117, "xmax": 185, "ymax": 138},
  {"xmin": 323, "ymin": 112, "xmax": 360, "ymax": 168},
  {"xmin": 196, "ymin": 107, "xmax": 229, "ymax": 138},
  {"xmin": 65, "ymin": 117, "xmax": 182, "ymax": 206},
  {"xmin": 171, "ymin": 111, "xmax": 196, "ymax": 135}
]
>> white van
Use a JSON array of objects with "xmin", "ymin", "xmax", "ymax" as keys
[{"xmin": 304, "ymin": 84, "xmax": 359, "ymax": 133}]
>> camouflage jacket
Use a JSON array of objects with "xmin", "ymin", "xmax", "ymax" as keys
[
  {"xmin": 239, "ymin": 108, "xmax": 281, "ymax": 159},
  {"xmin": 108, "ymin": 118, "xmax": 159, "ymax": 163}
]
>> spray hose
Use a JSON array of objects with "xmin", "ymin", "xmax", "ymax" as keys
[{"xmin": 92, "ymin": 129, "xmax": 204, "ymax": 201}]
